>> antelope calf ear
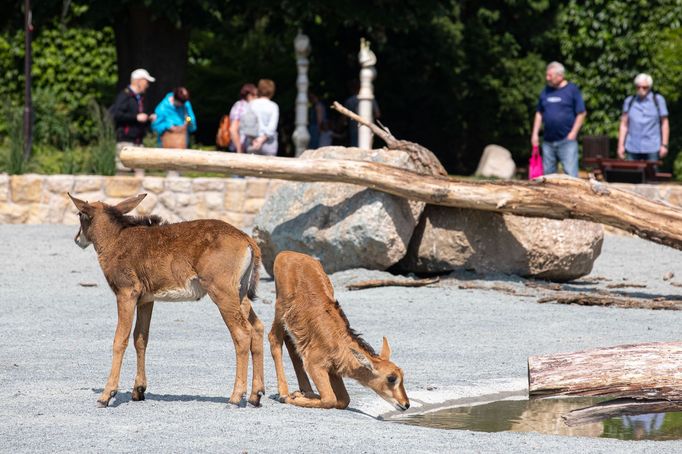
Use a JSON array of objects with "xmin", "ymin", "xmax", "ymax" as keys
[
  {"xmin": 115, "ymin": 193, "xmax": 147, "ymax": 214},
  {"xmin": 67, "ymin": 193, "xmax": 93, "ymax": 215},
  {"xmin": 380, "ymin": 336, "xmax": 392, "ymax": 361},
  {"xmin": 350, "ymin": 348, "xmax": 375, "ymax": 371}
]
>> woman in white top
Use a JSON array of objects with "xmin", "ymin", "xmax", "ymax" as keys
[{"xmin": 248, "ymin": 79, "xmax": 279, "ymax": 156}]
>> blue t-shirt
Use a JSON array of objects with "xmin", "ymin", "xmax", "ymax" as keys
[
  {"xmin": 623, "ymin": 92, "xmax": 668, "ymax": 153},
  {"xmin": 537, "ymin": 82, "xmax": 586, "ymax": 142}
]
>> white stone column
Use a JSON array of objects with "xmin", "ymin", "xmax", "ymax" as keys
[
  {"xmin": 357, "ymin": 38, "xmax": 377, "ymax": 150},
  {"xmin": 292, "ymin": 31, "xmax": 311, "ymax": 157}
]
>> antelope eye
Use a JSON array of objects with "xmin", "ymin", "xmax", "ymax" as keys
[{"xmin": 387, "ymin": 375, "xmax": 397, "ymax": 384}]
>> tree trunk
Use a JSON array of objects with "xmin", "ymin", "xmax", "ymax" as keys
[
  {"xmin": 528, "ymin": 342, "xmax": 682, "ymax": 400},
  {"xmin": 120, "ymin": 146, "xmax": 682, "ymax": 251},
  {"xmin": 113, "ymin": 6, "xmax": 190, "ymax": 109}
]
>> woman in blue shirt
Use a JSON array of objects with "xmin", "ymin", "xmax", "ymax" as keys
[
  {"xmin": 152, "ymin": 87, "xmax": 197, "ymax": 148},
  {"xmin": 617, "ymin": 73, "xmax": 669, "ymax": 161}
]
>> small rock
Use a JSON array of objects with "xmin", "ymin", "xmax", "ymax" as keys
[
  {"xmin": 426, "ymin": 385, "xmax": 437, "ymax": 391},
  {"xmin": 78, "ymin": 282, "xmax": 98, "ymax": 287},
  {"xmin": 663, "ymin": 271, "xmax": 675, "ymax": 281}
]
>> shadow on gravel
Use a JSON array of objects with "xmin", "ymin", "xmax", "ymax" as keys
[{"xmin": 92, "ymin": 388, "xmax": 229, "ymax": 407}]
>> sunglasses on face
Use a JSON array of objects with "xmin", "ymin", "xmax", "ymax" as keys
[{"xmin": 637, "ymin": 85, "xmax": 650, "ymax": 90}]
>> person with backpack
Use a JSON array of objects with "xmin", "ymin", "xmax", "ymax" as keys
[
  {"xmin": 225, "ymin": 83, "xmax": 258, "ymax": 153},
  {"xmin": 617, "ymin": 73, "xmax": 670, "ymax": 162},
  {"xmin": 109, "ymin": 68, "xmax": 157, "ymax": 175}
]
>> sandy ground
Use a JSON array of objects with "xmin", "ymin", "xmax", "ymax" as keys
[{"xmin": 1, "ymin": 224, "xmax": 682, "ymax": 453}]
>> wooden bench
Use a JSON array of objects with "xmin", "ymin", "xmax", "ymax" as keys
[{"xmin": 597, "ymin": 158, "xmax": 670, "ymax": 183}]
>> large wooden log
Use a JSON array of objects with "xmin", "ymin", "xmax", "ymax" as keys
[
  {"xmin": 120, "ymin": 146, "xmax": 682, "ymax": 251},
  {"xmin": 528, "ymin": 342, "xmax": 682, "ymax": 401}
]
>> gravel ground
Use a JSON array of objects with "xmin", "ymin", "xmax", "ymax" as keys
[{"xmin": 1, "ymin": 224, "xmax": 682, "ymax": 453}]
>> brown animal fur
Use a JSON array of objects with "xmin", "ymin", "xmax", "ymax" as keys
[
  {"xmin": 268, "ymin": 251, "xmax": 410, "ymax": 410},
  {"xmin": 68, "ymin": 193, "xmax": 264, "ymax": 408}
]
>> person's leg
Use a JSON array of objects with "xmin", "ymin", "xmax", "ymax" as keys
[
  {"xmin": 557, "ymin": 139, "xmax": 579, "ymax": 177},
  {"xmin": 625, "ymin": 151, "xmax": 658, "ymax": 161},
  {"xmin": 542, "ymin": 141, "xmax": 558, "ymax": 175}
]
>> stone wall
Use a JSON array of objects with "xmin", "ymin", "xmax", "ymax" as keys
[
  {"xmin": 0, "ymin": 173, "xmax": 679, "ymax": 226},
  {"xmin": 0, "ymin": 174, "xmax": 278, "ymax": 227}
]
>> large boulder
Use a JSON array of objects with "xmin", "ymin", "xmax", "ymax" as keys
[
  {"xmin": 253, "ymin": 147, "xmax": 426, "ymax": 276},
  {"xmin": 474, "ymin": 144, "xmax": 516, "ymax": 179},
  {"xmin": 397, "ymin": 205, "xmax": 603, "ymax": 281}
]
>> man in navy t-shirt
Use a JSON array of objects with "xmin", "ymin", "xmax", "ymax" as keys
[{"xmin": 531, "ymin": 61, "xmax": 586, "ymax": 177}]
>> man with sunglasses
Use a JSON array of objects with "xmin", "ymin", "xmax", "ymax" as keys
[{"xmin": 617, "ymin": 73, "xmax": 669, "ymax": 162}]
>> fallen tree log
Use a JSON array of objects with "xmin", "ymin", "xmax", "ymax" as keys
[
  {"xmin": 528, "ymin": 342, "xmax": 682, "ymax": 401},
  {"xmin": 537, "ymin": 292, "xmax": 682, "ymax": 310},
  {"xmin": 346, "ymin": 276, "xmax": 439, "ymax": 291},
  {"xmin": 120, "ymin": 146, "xmax": 682, "ymax": 251}
]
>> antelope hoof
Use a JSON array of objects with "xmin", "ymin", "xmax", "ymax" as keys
[
  {"xmin": 229, "ymin": 392, "xmax": 247, "ymax": 408},
  {"xmin": 284, "ymin": 391, "xmax": 304, "ymax": 403},
  {"xmin": 132, "ymin": 385, "xmax": 146, "ymax": 401},
  {"xmin": 97, "ymin": 390, "xmax": 117, "ymax": 408},
  {"xmin": 248, "ymin": 390, "xmax": 264, "ymax": 407}
]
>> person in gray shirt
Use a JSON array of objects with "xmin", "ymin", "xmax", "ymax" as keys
[{"xmin": 617, "ymin": 73, "xmax": 670, "ymax": 161}]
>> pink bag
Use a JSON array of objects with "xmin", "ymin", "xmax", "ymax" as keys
[{"xmin": 529, "ymin": 145, "xmax": 543, "ymax": 179}]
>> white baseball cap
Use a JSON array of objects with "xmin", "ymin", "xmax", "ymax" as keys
[{"xmin": 130, "ymin": 68, "xmax": 156, "ymax": 83}]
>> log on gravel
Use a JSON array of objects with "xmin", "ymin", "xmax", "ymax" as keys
[
  {"xmin": 120, "ymin": 147, "xmax": 682, "ymax": 251},
  {"xmin": 537, "ymin": 292, "xmax": 682, "ymax": 310},
  {"xmin": 346, "ymin": 276, "xmax": 439, "ymax": 291},
  {"xmin": 528, "ymin": 342, "xmax": 682, "ymax": 401}
]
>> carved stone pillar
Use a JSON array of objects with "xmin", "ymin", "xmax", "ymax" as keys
[
  {"xmin": 357, "ymin": 38, "xmax": 377, "ymax": 150},
  {"xmin": 292, "ymin": 31, "xmax": 310, "ymax": 157}
]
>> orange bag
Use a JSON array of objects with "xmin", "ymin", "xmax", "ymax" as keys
[
  {"xmin": 216, "ymin": 115, "xmax": 231, "ymax": 148},
  {"xmin": 161, "ymin": 125, "xmax": 188, "ymax": 149}
]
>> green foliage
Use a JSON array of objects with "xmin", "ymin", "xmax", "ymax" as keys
[
  {"xmin": 89, "ymin": 102, "xmax": 116, "ymax": 176},
  {"xmin": 4, "ymin": 105, "xmax": 24, "ymax": 174},
  {"xmin": 559, "ymin": 0, "xmax": 682, "ymax": 170},
  {"xmin": 0, "ymin": 22, "xmax": 116, "ymax": 147},
  {"xmin": 31, "ymin": 26, "xmax": 117, "ymax": 141}
]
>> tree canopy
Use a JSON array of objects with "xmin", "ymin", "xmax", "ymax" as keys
[{"xmin": 2, "ymin": 0, "xmax": 682, "ymax": 174}]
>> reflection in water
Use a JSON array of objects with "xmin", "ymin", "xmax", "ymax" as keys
[{"xmin": 397, "ymin": 397, "xmax": 682, "ymax": 441}]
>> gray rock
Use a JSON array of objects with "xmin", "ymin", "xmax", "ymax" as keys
[
  {"xmin": 253, "ymin": 147, "xmax": 426, "ymax": 276},
  {"xmin": 398, "ymin": 205, "xmax": 603, "ymax": 281},
  {"xmin": 474, "ymin": 144, "xmax": 516, "ymax": 180}
]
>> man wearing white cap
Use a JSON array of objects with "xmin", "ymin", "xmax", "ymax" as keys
[{"xmin": 110, "ymin": 68, "xmax": 157, "ymax": 175}]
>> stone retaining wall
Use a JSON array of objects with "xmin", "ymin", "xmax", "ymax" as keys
[
  {"xmin": 0, "ymin": 173, "xmax": 279, "ymax": 227},
  {"xmin": 0, "ymin": 173, "xmax": 679, "ymax": 226}
]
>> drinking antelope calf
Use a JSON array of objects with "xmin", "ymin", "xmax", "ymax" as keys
[
  {"xmin": 269, "ymin": 251, "xmax": 410, "ymax": 411},
  {"xmin": 68, "ymin": 193, "xmax": 265, "ymax": 408}
]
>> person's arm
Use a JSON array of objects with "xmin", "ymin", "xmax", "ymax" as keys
[
  {"xmin": 111, "ymin": 92, "xmax": 137, "ymax": 123},
  {"xmin": 566, "ymin": 111, "xmax": 586, "ymax": 141},
  {"xmin": 151, "ymin": 105, "xmax": 171, "ymax": 135},
  {"xmin": 261, "ymin": 102, "xmax": 279, "ymax": 139},
  {"xmin": 660, "ymin": 116, "xmax": 670, "ymax": 158},
  {"xmin": 531, "ymin": 112, "xmax": 543, "ymax": 147},
  {"xmin": 315, "ymin": 103, "xmax": 325, "ymax": 129},
  {"xmin": 617, "ymin": 113, "xmax": 629, "ymax": 159},
  {"xmin": 185, "ymin": 101, "xmax": 197, "ymax": 134},
  {"xmin": 229, "ymin": 119, "xmax": 242, "ymax": 152}
]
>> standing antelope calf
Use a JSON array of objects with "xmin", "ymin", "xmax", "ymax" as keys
[
  {"xmin": 269, "ymin": 251, "xmax": 410, "ymax": 411},
  {"xmin": 68, "ymin": 193, "xmax": 264, "ymax": 408}
]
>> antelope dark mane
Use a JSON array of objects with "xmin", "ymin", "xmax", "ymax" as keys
[
  {"xmin": 105, "ymin": 206, "xmax": 165, "ymax": 229},
  {"xmin": 333, "ymin": 300, "xmax": 377, "ymax": 357}
]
